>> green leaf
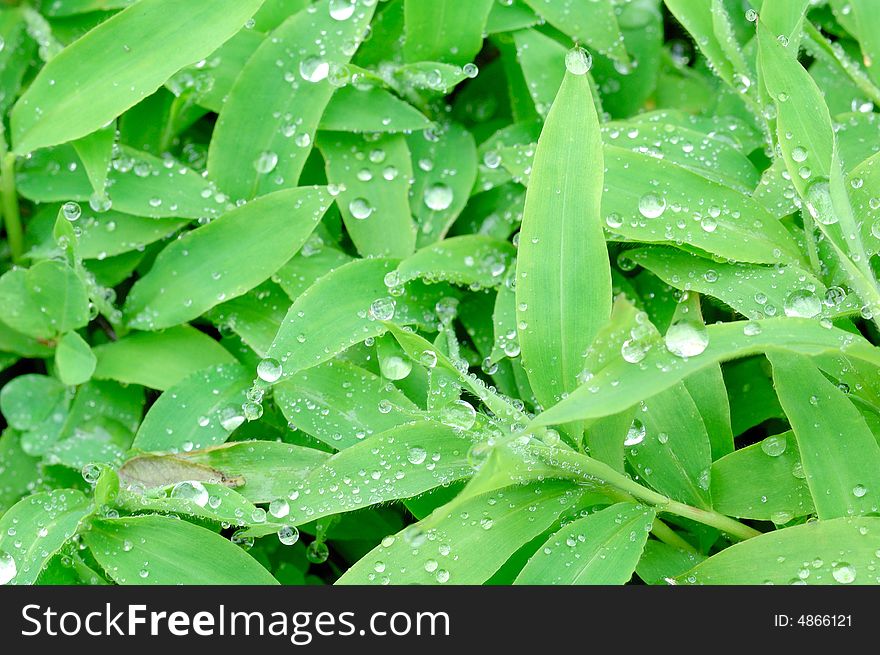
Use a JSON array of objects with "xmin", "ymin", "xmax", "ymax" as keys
[
  {"xmin": 514, "ymin": 502, "xmax": 654, "ymax": 584},
  {"xmin": 403, "ymin": 0, "xmax": 494, "ymax": 65},
  {"xmin": 337, "ymin": 479, "xmax": 592, "ymax": 585},
  {"xmin": 207, "ymin": 0, "xmax": 376, "ymax": 200},
  {"xmin": 679, "ymin": 517, "xmax": 880, "ymax": 584},
  {"xmin": 769, "ymin": 352, "xmax": 880, "ymax": 519},
  {"xmin": 533, "ymin": 318, "xmax": 880, "ymax": 427},
  {"xmin": 0, "ymin": 374, "xmax": 66, "ymax": 431},
  {"xmin": 180, "ymin": 441, "xmax": 330, "ymax": 504},
  {"xmin": 319, "ymin": 132, "xmax": 416, "ymax": 258},
  {"xmin": 523, "ymin": 0, "xmax": 629, "ymax": 66},
  {"xmin": 408, "ymin": 122, "xmax": 477, "ymax": 246},
  {"xmin": 319, "ymin": 87, "xmax": 432, "ymax": 133},
  {"xmin": 516, "ymin": 65, "xmax": 610, "ymax": 409},
  {"xmin": 288, "ymin": 420, "xmax": 477, "ymax": 525},
  {"xmin": 274, "ymin": 360, "xmax": 419, "ymax": 450},
  {"xmin": 10, "ymin": 0, "xmax": 266, "ymax": 154},
  {"xmin": 72, "ymin": 123, "xmax": 115, "ymax": 197},
  {"xmin": 636, "ymin": 540, "xmax": 706, "ymax": 585},
  {"xmin": 124, "ymin": 187, "xmax": 330, "ymax": 330},
  {"xmin": 206, "ymin": 281, "xmax": 289, "ymax": 357},
  {"xmin": 82, "ymin": 514, "xmax": 278, "ymax": 584},
  {"xmin": 710, "ymin": 432, "xmax": 814, "ymax": 521},
  {"xmin": 395, "ymin": 235, "xmax": 515, "ymax": 289},
  {"xmin": 117, "ymin": 454, "xmax": 243, "ymax": 491},
  {"xmin": 55, "ymin": 331, "xmax": 97, "ymax": 386},
  {"xmin": 267, "ymin": 258, "xmax": 452, "ymax": 377},
  {"xmin": 0, "ymin": 260, "xmax": 90, "ymax": 339},
  {"xmin": 133, "ymin": 363, "xmax": 251, "ymax": 453},
  {"xmin": 93, "ymin": 326, "xmax": 235, "ymax": 390},
  {"xmin": 0, "ymin": 490, "xmax": 91, "ymax": 585}
]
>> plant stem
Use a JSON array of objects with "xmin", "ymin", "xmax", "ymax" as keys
[
  {"xmin": 544, "ymin": 447, "xmax": 762, "ymax": 541},
  {"xmin": 650, "ymin": 518, "xmax": 698, "ymax": 553},
  {"xmin": 0, "ymin": 132, "xmax": 23, "ymax": 263}
]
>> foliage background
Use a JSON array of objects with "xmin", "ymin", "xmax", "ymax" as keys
[{"xmin": 1, "ymin": 0, "xmax": 880, "ymax": 585}]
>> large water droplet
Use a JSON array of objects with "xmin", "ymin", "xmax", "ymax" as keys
[
  {"xmin": 761, "ymin": 434, "xmax": 787, "ymax": 457},
  {"xmin": 664, "ymin": 320, "xmax": 709, "ymax": 358},
  {"xmin": 349, "ymin": 197, "xmax": 374, "ymax": 219},
  {"xmin": 329, "ymin": 0, "xmax": 356, "ymax": 21},
  {"xmin": 638, "ymin": 192, "xmax": 666, "ymax": 219},
  {"xmin": 369, "ymin": 297, "xmax": 396, "ymax": 321},
  {"xmin": 804, "ymin": 179, "xmax": 836, "ymax": 225},
  {"xmin": 424, "ymin": 183, "xmax": 454, "ymax": 211},
  {"xmin": 564, "ymin": 47, "xmax": 592, "ymax": 75},
  {"xmin": 440, "ymin": 399, "xmax": 477, "ymax": 431},
  {"xmin": 407, "ymin": 446, "xmax": 427, "ymax": 465},
  {"xmin": 62, "ymin": 201, "xmax": 81, "ymax": 222},
  {"xmin": 257, "ymin": 357, "xmax": 283, "ymax": 383},
  {"xmin": 299, "ymin": 56, "xmax": 329, "ymax": 83},
  {"xmin": 171, "ymin": 480, "xmax": 209, "ymax": 507},
  {"xmin": 783, "ymin": 289, "xmax": 821, "ymax": 318},
  {"xmin": 624, "ymin": 419, "xmax": 646, "ymax": 446},
  {"xmin": 832, "ymin": 562, "xmax": 856, "ymax": 584},
  {"xmin": 278, "ymin": 525, "xmax": 300, "ymax": 546},
  {"xmin": 306, "ymin": 541, "xmax": 330, "ymax": 564},
  {"xmin": 253, "ymin": 151, "xmax": 278, "ymax": 174}
]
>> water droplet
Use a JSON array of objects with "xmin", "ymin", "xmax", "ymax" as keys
[
  {"xmin": 853, "ymin": 484, "xmax": 868, "ymax": 498},
  {"xmin": 407, "ymin": 446, "xmax": 427, "ymax": 465},
  {"xmin": 625, "ymin": 419, "xmax": 646, "ymax": 446},
  {"xmin": 761, "ymin": 434, "xmax": 787, "ymax": 457},
  {"xmin": 257, "ymin": 357, "xmax": 283, "ymax": 383},
  {"xmin": 424, "ymin": 183, "xmax": 454, "ymax": 211},
  {"xmin": 306, "ymin": 541, "xmax": 330, "ymax": 564},
  {"xmin": 467, "ymin": 442, "xmax": 491, "ymax": 469},
  {"xmin": 269, "ymin": 498, "xmax": 290, "ymax": 518},
  {"xmin": 329, "ymin": 0, "xmax": 356, "ymax": 21},
  {"xmin": 300, "ymin": 56, "xmax": 329, "ymax": 83},
  {"xmin": 349, "ymin": 197, "xmax": 374, "ymax": 219},
  {"xmin": 62, "ymin": 201, "xmax": 81, "ymax": 222},
  {"xmin": 605, "ymin": 212, "xmax": 623, "ymax": 229},
  {"xmin": 665, "ymin": 320, "xmax": 709, "ymax": 358},
  {"xmin": 219, "ymin": 405, "xmax": 245, "ymax": 431},
  {"xmin": 832, "ymin": 562, "xmax": 856, "ymax": 584},
  {"xmin": 0, "ymin": 551, "xmax": 16, "ymax": 585},
  {"xmin": 440, "ymin": 399, "xmax": 476, "ymax": 431},
  {"xmin": 564, "ymin": 47, "xmax": 592, "ymax": 75},
  {"xmin": 253, "ymin": 151, "xmax": 278, "ymax": 174},
  {"xmin": 638, "ymin": 192, "xmax": 666, "ymax": 219},
  {"xmin": 278, "ymin": 525, "xmax": 299, "ymax": 546},
  {"xmin": 783, "ymin": 289, "xmax": 821, "ymax": 318},
  {"xmin": 419, "ymin": 350, "xmax": 438, "ymax": 368},
  {"xmin": 369, "ymin": 297, "xmax": 396, "ymax": 321},
  {"xmin": 243, "ymin": 401, "xmax": 263, "ymax": 421},
  {"xmin": 791, "ymin": 146, "xmax": 808, "ymax": 163},
  {"xmin": 743, "ymin": 321, "xmax": 762, "ymax": 336},
  {"xmin": 81, "ymin": 463, "xmax": 102, "ymax": 484},
  {"xmin": 804, "ymin": 179, "xmax": 836, "ymax": 225},
  {"xmin": 170, "ymin": 481, "xmax": 209, "ymax": 507}
]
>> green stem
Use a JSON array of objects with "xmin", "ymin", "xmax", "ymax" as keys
[
  {"xmin": 0, "ymin": 136, "xmax": 23, "ymax": 263},
  {"xmin": 544, "ymin": 447, "xmax": 762, "ymax": 541},
  {"xmin": 651, "ymin": 518, "xmax": 698, "ymax": 554}
]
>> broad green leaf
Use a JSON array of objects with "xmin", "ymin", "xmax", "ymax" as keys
[
  {"xmin": 402, "ymin": 0, "xmax": 494, "ymax": 66},
  {"xmin": 533, "ymin": 318, "xmax": 880, "ymax": 427},
  {"xmin": 0, "ymin": 260, "xmax": 90, "ymax": 339},
  {"xmin": 523, "ymin": 0, "xmax": 629, "ymax": 65},
  {"xmin": 395, "ymin": 235, "xmax": 515, "ymax": 289},
  {"xmin": 514, "ymin": 502, "xmax": 654, "ymax": 585},
  {"xmin": 124, "ymin": 187, "xmax": 330, "ymax": 330},
  {"xmin": 0, "ymin": 8, "xmax": 34, "ymax": 115},
  {"xmin": 267, "ymin": 258, "xmax": 452, "ymax": 377},
  {"xmin": 17, "ymin": 145, "xmax": 222, "ymax": 220},
  {"xmin": 0, "ymin": 490, "xmax": 91, "ymax": 585},
  {"xmin": 319, "ymin": 87, "xmax": 432, "ymax": 133},
  {"xmin": 516, "ymin": 65, "xmax": 610, "ymax": 409},
  {"xmin": 679, "ymin": 517, "xmax": 880, "ymax": 584},
  {"xmin": 133, "ymin": 363, "xmax": 251, "ymax": 453},
  {"xmin": 0, "ymin": 431, "xmax": 41, "ymax": 514},
  {"xmin": 288, "ymin": 421, "xmax": 477, "ymax": 525},
  {"xmin": 207, "ymin": 281, "xmax": 290, "ymax": 357},
  {"xmin": 181, "ymin": 441, "xmax": 330, "ymax": 504},
  {"xmin": 636, "ymin": 540, "xmax": 706, "ymax": 585},
  {"xmin": 769, "ymin": 352, "xmax": 880, "ymax": 520},
  {"xmin": 630, "ymin": 246, "xmax": 856, "ymax": 320},
  {"xmin": 72, "ymin": 123, "xmax": 114, "ymax": 196},
  {"xmin": 0, "ymin": 374, "xmax": 66, "ymax": 431},
  {"xmin": 711, "ymin": 432, "xmax": 814, "ymax": 521},
  {"xmin": 11, "ymin": 0, "xmax": 266, "ymax": 154},
  {"xmin": 626, "ymin": 383, "xmax": 713, "ymax": 509},
  {"xmin": 77, "ymin": 210, "xmax": 187, "ymax": 259},
  {"xmin": 275, "ymin": 360, "xmax": 419, "ymax": 450},
  {"xmin": 337, "ymin": 480, "xmax": 592, "ymax": 585},
  {"xmin": 486, "ymin": 0, "xmax": 538, "ymax": 34},
  {"xmin": 82, "ymin": 514, "xmax": 278, "ymax": 584},
  {"xmin": 724, "ymin": 356, "xmax": 785, "ymax": 435},
  {"xmin": 845, "ymin": 0, "xmax": 880, "ymax": 87},
  {"xmin": 274, "ymin": 242, "xmax": 353, "ymax": 301},
  {"xmin": 320, "ymin": 132, "xmax": 416, "ymax": 258},
  {"xmin": 683, "ymin": 365, "xmax": 734, "ymax": 460},
  {"xmin": 408, "ymin": 122, "xmax": 478, "ymax": 246},
  {"xmin": 512, "ymin": 28, "xmax": 567, "ymax": 118},
  {"xmin": 54, "ymin": 331, "xmax": 97, "ymax": 386},
  {"xmin": 93, "ymin": 326, "xmax": 235, "ymax": 390},
  {"xmin": 208, "ymin": 0, "xmax": 376, "ymax": 200}
]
